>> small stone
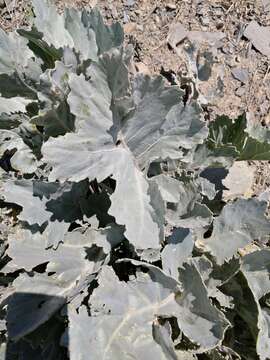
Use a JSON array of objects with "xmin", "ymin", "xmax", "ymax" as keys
[
  {"xmin": 244, "ymin": 21, "xmax": 270, "ymax": 57},
  {"xmin": 258, "ymin": 190, "xmax": 270, "ymax": 202},
  {"xmin": 167, "ymin": 23, "xmax": 187, "ymax": 48},
  {"xmin": 200, "ymin": 16, "xmax": 210, "ymax": 26},
  {"xmin": 231, "ymin": 68, "xmax": 249, "ymax": 84},
  {"xmin": 0, "ymin": 0, "xmax": 5, "ymax": 8},
  {"xmin": 235, "ymin": 86, "xmax": 246, "ymax": 97}
]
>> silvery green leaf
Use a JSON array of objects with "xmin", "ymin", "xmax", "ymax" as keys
[
  {"xmin": 193, "ymin": 256, "xmax": 236, "ymax": 309},
  {"xmin": 0, "ymin": 130, "xmax": 38, "ymax": 173},
  {"xmin": 241, "ymin": 250, "xmax": 270, "ymax": 360},
  {"xmin": 0, "ymin": 96, "xmax": 32, "ymax": 115},
  {"xmin": 152, "ymin": 320, "xmax": 178, "ymax": 360},
  {"xmin": 69, "ymin": 265, "xmax": 179, "ymax": 360},
  {"xmin": 45, "ymin": 181, "xmax": 92, "ymax": 223},
  {"xmin": 164, "ymin": 176, "xmax": 204, "ymax": 226},
  {"xmin": 63, "ymin": 47, "xmax": 129, "ymax": 139},
  {"xmin": 42, "ymin": 219, "xmax": 70, "ymax": 249},
  {"xmin": 91, "ymin": 47, "xmax": 131, "ymax": 109},
  {"xmin": 222, "ymin": 161, "xmax": 255, "ymax": 201},
  {"xmin": 32, "ymin": 0, "xmax": 74, "ymax": 49},
  {"xmin": 0, "ymin": 29, "xmax": 34, "ymax": 75},
  {"xmin": 242, "ymin": 250, "xmax": 270, "ymax": 300},
  {"xmin": 0, "ymin": 344, "xmax": 5, "ymax": 360},
  {"xmin": 147, "ymin": 179, "xmax": 166, "ymax": 241},
  {"xmin": 258, "ymin": 189, "xmax": 270, "ymax": 203},
  {"xmin": 33, "ymin": 101, "xmax": 74, "ymax": 139},
  {"xmin": 152, "ymin": 174, "xmax": 182, "ymax": 203},
  {"xmin": 5, "ymin": 227, "xmax": 102, "ymax": 287},
  {"xmin": 258, "ymin": 308, "xmax": 270, "ymax": 360},
  {"xmin": 67, "ymin": 71, "xmax": 112, "ymax": 133},
  {"xmin": 36, "ymin": 60, "xmax": 74, "ymax": 123},
  {"xmin": 82, "ymin": 7, "xmax": 124, "ymax": 55},
  {"xmin": 2, "ymin": 180, "xmax": 53, "ymax": 226},
  {"xmin": 65, "ymin": 8, "xmax": 98, "ymax": 61},
  {"xmin": 63, "ymin": 46, "xmax": 78, "ymax": 68},
  {"xmin": 3, "ymin": 180, "xmax": 95, "ymax": 229},
  {"xmin": 202, "ymin": 199, "xmax": 270, "ymax": 265},
  {"xmin": 246, "ymin": 113, "xmax": 270, "ymax": 143},
  {"xmin": 165, "ymin": 178, "xmax": 201, "ymax": 219},
  {"xmin": 116, "ymin": 258, "xmax": 180, "ymax": 289},
  {"xmin": 108, "ymin": 151, "xmax": 161, "ymax": 249},
  {"xmin": 47, "ymin": 60, "xmax": 72, "ymax": 97},
  {"xmin": 68, "ymin": 308, "xmax": 174, "ymax": 360},
  {"xmin": 43, "ymin": 140, "xmax": 161, "ymax": 250},
  {"xmin": 176, "ymin": 260, "xmax": 229, "ymax": 350},
  {"xmin": 63, "ymin": 223, "xmax": 125, "ymax": 255},
  {"xmin": 136, "ymin": 248, "xmax": 161, "ymax": 263},
  {"xmin": 121, "ymin": 75, "xmax": 208, "ymax": 168},
  {"xmin": 168, "ymin": 203, "xmax": 213, "ymax": 237},
  {"xmin": 23, "ymin": 56, "xmax": 43, "ymax": 84},
  {"xmin": 0, "ymin": 72, "xmax": 36, "ymax": 99},
  {"xmin": 198, "ymin": 176, "xmax": 216, "ymax": 200},
  {"xmin": 189, "ymin": 143, "xmax": 236, "ymax": 170},
  {"xmin": 68, "ymin": 306, "xmax": 124, "ymax": 360},
  {"xmin": 162, "ymin": 228, "xmax": 194, "ymax": 279},
  {"xmin": 106, "ymin": 260, "xmax": 228, "ymax": 351}
]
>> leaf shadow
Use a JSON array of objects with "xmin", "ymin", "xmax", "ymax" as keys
[{"xmin": 4, "ymin": 292, "xmax": 68, "ymax": 360}]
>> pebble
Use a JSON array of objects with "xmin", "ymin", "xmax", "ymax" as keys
[
  {"xmin": 235, "ymin": 86, "xmax": 246, "ymax": 97},
  {"xmin": 167, "ymin": 23, "xmax": 187, "ymax": 48},
  {"xmin": 200, "ymin": 16, "xmax": 210, "ymax": 26},
  {"xmin": 0, "ymin": 0, "xmax": 5, "ymax": 8},
  {"xmin": 231, "ymin": 68, "xmax": 249, "ymax": 84},
  {"xmin": 244, "ymin": 21, "xmax": 270, "ymax": 58}
]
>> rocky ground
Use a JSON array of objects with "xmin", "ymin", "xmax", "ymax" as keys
[{"xmin": 1, "ymin": 0, "xmax": 270, "ymax": 193}]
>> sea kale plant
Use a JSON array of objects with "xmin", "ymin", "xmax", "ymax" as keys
[{"xmin": 1, "ymin": 1, "xmax": 270, "ymax": 359}]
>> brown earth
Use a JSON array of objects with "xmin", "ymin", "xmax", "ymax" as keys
[{"xmin": 1, "ymin": 0, "xmax": 270, "ymax": 121}]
